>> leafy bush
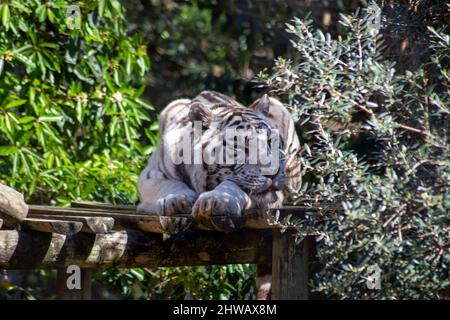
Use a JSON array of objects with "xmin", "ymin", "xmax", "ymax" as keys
[
  {"xmin": 261, "ymin": 3, "xmax": 449, "ymax": 299},
  {"xmin": 98, "ymin": 264, "xmax": 255, "ymax": 300},
  {"xmin": 0, "ymin": 0, "xmax": 152, "ymax": 205}
]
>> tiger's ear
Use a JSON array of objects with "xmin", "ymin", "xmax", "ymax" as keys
[
  {"xmin": 249, "ymin": 94, "xmax": 270, "ymax": 116},
  {"xmin": 189, "ymin": 102, "xmax": 213, "ymax": 126}
]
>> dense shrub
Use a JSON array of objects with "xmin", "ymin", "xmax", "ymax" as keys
[
  {"xmin": 0, "ymin": 0, "xmax": 152, "ymax": 205},
  {"xmin": 0, "ymin": 0, "xmax": 254, "ymax": 300},
  {"xmin": 261, "ymin": 3, "xmax": 449, "ymax": 299}
]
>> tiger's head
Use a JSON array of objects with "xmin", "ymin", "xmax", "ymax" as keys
[{"xmin": 186, "ymin": 95, "xmax": 290, "ymax": 209}]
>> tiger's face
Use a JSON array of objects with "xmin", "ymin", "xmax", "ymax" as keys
[{"xmin": 189, "ymin": 100, "xmax": 288, "ymax": 209}]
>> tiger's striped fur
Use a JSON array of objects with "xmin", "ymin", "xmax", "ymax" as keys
[{"xmin": 137, "ymin": 91, "xmax": 301, "ymax": 218}]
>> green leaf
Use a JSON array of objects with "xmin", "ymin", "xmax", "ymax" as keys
[
  {"xmin": 36, "ymin": 5, "xmax": 47, "ymax": 22},
  {"xmin": 134, "ymin": 98, "xmax": 153, "ymax": 110},
  {"xmin": 38, "ymin": 116, "xmax": 63, "ymax": 122},
  {"xmin": 0, "ymin": 146, "xmax": 18, "ymax": 156},
  {"xmin": 1, "ymin": 4, "xmax": 10, "ymax": 30},
  {"xmin": 98, "ymin": 0, "xmax": 106, "ymax": 17},
  {"xmin": 76, "ymin": 100, "xmax": 83, "ymax": 122},
  {"xmin": 126, "ymin": 53, "xmax": 132, "ymax": 76},
  {"xmin": 4, "ymin": 99, "xmax": 27, "ymax": 109},
  {"xmin": 19, "ymin": 116, "xmax": 36, "ymax": 124},
  {"xmin": 13, "ymin": 51, "xmax": 36, "ymax": 68}
]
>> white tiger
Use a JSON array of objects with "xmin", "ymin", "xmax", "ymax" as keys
[{"xmin": 137, "ymin": 91, "xmax": 301, "ymax": 220}]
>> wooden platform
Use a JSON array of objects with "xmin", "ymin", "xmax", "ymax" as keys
[
  {"xmin": 0, "ymin": 201, "xmax": 318, "ymax": 299},
  {"xmin": 23, "ymin": 202, "xmax": 313, "ymax": 233}
]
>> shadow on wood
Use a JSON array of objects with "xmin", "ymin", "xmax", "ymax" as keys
[
  {"xmin": 271, "ymin": 230, "xmax": 312, "ymax": 300},
  {"xmin": 0, "ymin": 229, "xmax": 272, "ymax": 269}
]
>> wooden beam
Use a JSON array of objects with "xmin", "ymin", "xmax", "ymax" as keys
[
  {"xmin": 0, "ymin": 184, "xmax": 28, "ymax": 227},
  {"xmin": 30, "ymin": 205, "xmax": 143, "ymax": 217},
  {"xmin": 28, "ymin": 205, "xmax": 306, "ymax": 233},
  {"xmin": 0, "ymin": 229, "xmax": 272, "ymax": 269},
  {"xmin": 22, "ymin": 218, "xmax": 83, "ymax": 235},
  {"xmin": 56, "ymin": 268, "xmax": 92, "ymax": 300},
  {"xmin": 271, "ymin": 230, "xmax": 312, "ymax": 300},
  {"xmin": 29, "ymin": 206, "xmax": 191, "ymax": 234},
  {"xmin": 71, "ymin": 201, "xmax": 322, "ymax": 213},
  {"xmin": 28, "ymin": 214, "xmax": 114, "ymax": 234},
  {"xmin": 71, "ymin": 201, "xmax": 135, "ymax": 211}
]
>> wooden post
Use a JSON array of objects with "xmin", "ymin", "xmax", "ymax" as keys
[
  {"xmin": 256, "ymin": 260, "xmax": 272, "ymax": 300},
  {"xmin": 56, "ymin": 267, "xmax": 92, "ymax": 300},
  {"xmin": 271, "ymin": 230, "xmax": 311, "ymax": 300}
]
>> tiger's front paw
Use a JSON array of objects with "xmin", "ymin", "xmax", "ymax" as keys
[
  {"xmin": 192, "ymin": 190, "xmax": 243, "ymax": 221},
  {"xmin": 156, "ymin": 194, "xmax": 196, "ymax": 216}
]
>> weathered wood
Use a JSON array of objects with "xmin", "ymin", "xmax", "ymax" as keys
[
  {"xmin": 29, "ymin": 206, "xmax": 191, "ymax": 234},
  {"xmin": 56, "ymin": 267, "xmax": 92, "ymax": 300},
  {"xmin": 0, "ymin": 229, "xmax": 272, "ymax": 269},
  {"xmin": 138, "ymin": 215, "xmax": 191, "ymax": 234},
  {"xmin": 193, "ymin": 211, "xmax": 284, "ymax": 233},
  {"xmin": 0, "ymin": 184, "xmax": 28, "ymax": 227},
  {"xmin": 193, "ymin": 215, "xmax": 245, "ymax": 233},
  {"xmin": 29, "ymin": 205, "xmax": 302, "ymax": 233},
  {"xmin": 271, "ymin": 230, "xmax": 312, "ymax": 300},
  {"xmin": 244, "ymin": 210, "xmax": 283, "ymax": 229},
  {"xmin": 72, "ymin": 201, "xmax": 320, "ymax": 214},
  {"xmin": 23, "ymin": 218, "xmax": 83, "ymax": 235},
  {"xmin": 71, "ymin": 201, "xmax": 135, "ymax": 211},
  {"xmin": 30, "ymin": 205, "xmax": 143, "ymax": 216},
  {"xmin": 28, "ymin": 214, "xmax": 114, "ymax": 234}
]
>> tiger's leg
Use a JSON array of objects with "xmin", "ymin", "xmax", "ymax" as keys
[
  {"xmin": 137, "ymin": 167, "xmax": 198, "ymax": 215},
  {"xmin": 192, "ymin": 180, "xmax": 252, "ymax": 220}
]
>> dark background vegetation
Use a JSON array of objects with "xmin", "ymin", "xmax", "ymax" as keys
[{"xmin": 126, "ymin": 0, "xmax": 365, "ymax": 108}]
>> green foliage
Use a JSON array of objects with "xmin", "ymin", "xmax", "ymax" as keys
[
  {"xmin": 261, "ymin": 3, "xmax": 449, "ymax": 299},
  {"xmin": 0, "ymin": 0, "xmax": 256, "ymax": 300},
  {"xmin": 125, "ymin": 0, "xmax": 356, "ymax": 107},
  {"xmin": 0, "ymin": 0, "xmax": 152, "ymax": 205},
  {"xmin": 3, "ymin": 0, "xmax": 446, "ymax": 301},
  {"xmin": 98, "ymin": 264, "xmax": 255, "ymax": 300}
]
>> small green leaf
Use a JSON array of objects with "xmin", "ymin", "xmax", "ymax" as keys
[
  {"xmin": 0, "ymin": 146, "xmax": 18, "ymax": 156},
  {"xmin": 4, "ymin": 99, "xmax": 27, "ymax": 109},
  {"xmin": 38, "ymin": 116, "xmax": 63, "ymax": 122},
  {"xmin": 1, "ymin": 4, "xmax": 10, "ymax": 30}
]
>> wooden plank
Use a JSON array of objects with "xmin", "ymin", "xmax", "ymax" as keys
[
  {"xmin": 22, "ymin": 218, "xmax": 83, "ymax": 235},
  {"xmin": 72, "ymin": 201, "xmax": 321, "ymax": 213},
  {"xmin": 30, "ymin": 205, "xmax": 142, "ymax": 216},
  {"xmin": 29, "ymin": 206, "xmax": 191, "ymax": 234},
  {"xmin": 71, "ymin": 201, "xmax": 135, "ymax": 211},
  {"xmin": 193, "ymin": 216, "xmax": 245, "ymax": 233},
  {"xmin": 56, "ymin": 267, "xmax": 92, "ymax": 300},
  {"xmin": 271, "ymin": 230, "xmax": 312, "ymax": 300},
  {"xmin": 28, "ymin": 214, "xmax": 114, "ymax": 234},
  {"xmin": 193, "ymin": 211, "xmax": 282, "ymax": 233},
  {"xmin": 29, "ymin": 205, "xmax": 296, "ymax": 232},
  {"xmin": 0, "ymin": 229, "xmax": 272, "ymax": 269}
]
